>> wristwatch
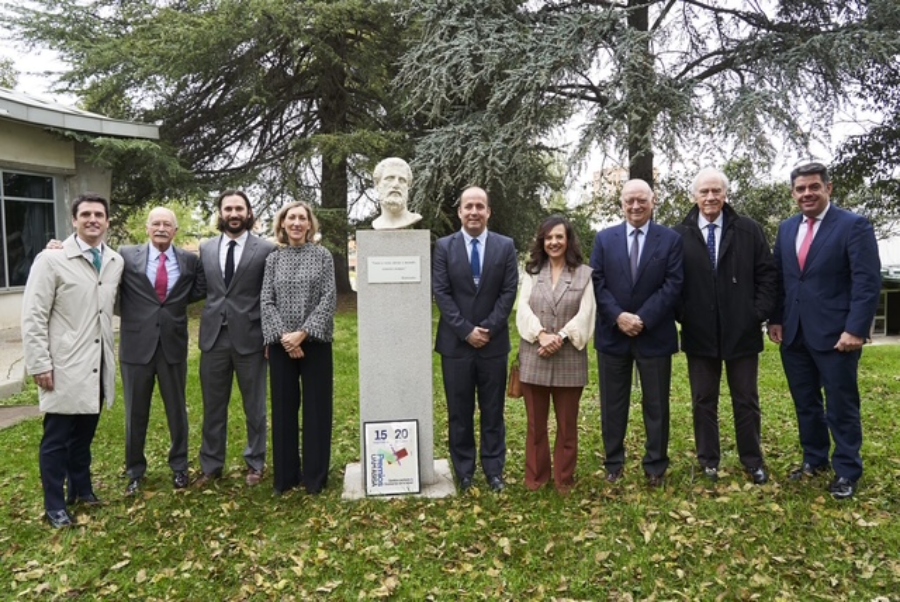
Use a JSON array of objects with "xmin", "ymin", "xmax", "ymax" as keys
[{"xmin": 557, "ymin": 331, "xmax": 569, "ymax": 342}]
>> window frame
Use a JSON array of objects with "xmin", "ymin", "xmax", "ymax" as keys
[{"xmin": 1, "ymin": 169, "xmax": 60, "ymax": 291}]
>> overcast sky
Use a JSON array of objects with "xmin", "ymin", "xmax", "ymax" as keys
[{"xmin": 1, "ymin": 38, "xmax": 76, "ymax": 104}]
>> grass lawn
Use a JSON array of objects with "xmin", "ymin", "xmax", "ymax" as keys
[{"xmin": 1, "ymin": 301, "xmax": 899, "ymax": 600}]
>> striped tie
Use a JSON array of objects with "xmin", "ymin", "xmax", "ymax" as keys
[{"xmin": 90, "ymin": 248, "xmax": 102, "ymax": 273}]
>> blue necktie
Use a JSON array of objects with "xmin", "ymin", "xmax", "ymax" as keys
[
  {"xmin": 471, "ymin": 238, "xmax": 481, "ymax": 286},
  {"xmin": 706, "ymin": 224, "xmax": 717, "ymax": 269},
  {"xmin": 90, "ymin": 248, "xmax": 102, "ymax": 273},
  {"xmin": 630, "ymin": 229, "xmax": 641, "ymax": 281}
]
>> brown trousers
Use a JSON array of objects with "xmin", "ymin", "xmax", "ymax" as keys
[{"xmin": 522, "ymin": 383, "xmax": 583, "ymax": 493}]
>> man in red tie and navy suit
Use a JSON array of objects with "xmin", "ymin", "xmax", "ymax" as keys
[{"xmin": 768, "ymin": 162, "xmax": 881, "ymax": 500}]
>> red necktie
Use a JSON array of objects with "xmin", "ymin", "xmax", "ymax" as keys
[
  {"xmin": 798, "ymin": 217, "xmax": 816, "ymax": 271},
  {"xmin": 155, "ymin": 253, "xmax": 168, "ymax": 303}
]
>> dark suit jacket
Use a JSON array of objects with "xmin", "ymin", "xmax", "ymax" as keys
[
  {"xmin": 433, "ymin": 230, "xmax": 518, "ymax": 359},
  {"xmin": 674, "ymin": 204, "xmax": 776, "ymax": 360},
  {"xmin": 770, "ymin": 205, "xmax": 881, "ymax": 351},
  {"xmin": 118, "ymin": 244, "xmax": 204, "ymax": 365},
  {"xmin": 196, "ymin": 233, "xmax": 277, "ymax": 355},
  {"xmin": 590, "ymin": 221, "xmax": 684, "ymax": 357}
]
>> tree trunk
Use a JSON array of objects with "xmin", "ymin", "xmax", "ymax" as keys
[
  {"xmin": 321, "ymin": 157, "xmax": 353, "ymax": 294},
  {"xmin": 626, "ymin": 0, "xmax": 655, "ymax": 187},
  {"xmin": 318, "ymin": 36, "xmax": 353, "ymax": 295}
]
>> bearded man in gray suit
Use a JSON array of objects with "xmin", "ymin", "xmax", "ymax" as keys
[
  {"xmin": 119, "ymin": 207, "xmax": 205, "ymax": 495},
  {"xmin": 194, "ymin": 191, "xmax": 276, "ymax": 487}
]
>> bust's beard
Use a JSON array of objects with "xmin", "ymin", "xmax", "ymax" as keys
[{"xmin": 381, "ymin": 195, "xmax": 407, "ymax": 214}]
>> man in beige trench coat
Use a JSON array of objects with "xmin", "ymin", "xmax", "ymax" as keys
[{"xmin": 22, "ymin": 193, "xmax": 123, "ymax": 528}]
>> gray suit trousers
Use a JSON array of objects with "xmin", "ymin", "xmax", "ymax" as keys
[
  {"xmin": 123, "ymin": 343, "xmax": 189, "ymax": 478},
  {"xmin": 199, "ymin": 327, "xmax": 268, "ymax": 475}
]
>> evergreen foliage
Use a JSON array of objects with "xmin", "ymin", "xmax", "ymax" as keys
[
  {"xmin": 4, "ymin": 0, "xmax": 415, "ymax": 292},
  {"xmin": 0, "ymin": 57, "xmax": 17, "ymax": 88},
  {"xmin": 401, "ymin": 0, "xmax": 900, "ymax": 204},
  {"xmin": 834, "ymin": 60, "xmax": 900, "ymax": 216}
]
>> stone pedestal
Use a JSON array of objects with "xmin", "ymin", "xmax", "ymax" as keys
[{"xmin": 345, "ymin": 229, "xmax": 451, "ymax": 499}]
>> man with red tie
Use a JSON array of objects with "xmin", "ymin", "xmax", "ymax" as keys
[
  {"xmin": 118, "ymin": 207, "xmax": 204, "ymax": 495},
  {"xmin": 768, "ymin": 162, "xmax": 881, "ymax": 500}
]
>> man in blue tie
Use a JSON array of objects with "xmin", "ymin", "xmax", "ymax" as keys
[
  {"xmin": 433, "ymin": 186, "xmax": 518, "ymax": 493},
  {"xmin": 674, "ymin": 168, "xmax": 777, "ymax": 486},
  {"xmin": 22, "ymin": 193, "xmax": 124, "ymax": 528},
  {"xmin": 590, "ymin": 179, "xmax": 683, "ymax": 487}
]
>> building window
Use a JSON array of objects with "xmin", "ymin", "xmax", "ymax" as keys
[{"xmin": 1, "ymin": 171, "xmax": 57, "ymax": 289}]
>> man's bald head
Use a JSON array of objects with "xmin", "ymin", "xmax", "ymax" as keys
[
  {"xmin": 620, "ymin": 179, "xmax": 656, "ymax": 228},
  {"xmin": 458, "ymin": 186, "xmax": 491, "ymax": 237}
]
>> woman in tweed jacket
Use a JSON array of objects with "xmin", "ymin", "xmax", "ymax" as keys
[
  {"xmin": 515, "ymin": 216, "xmax": 596, "ymax": 494},
  {"xmin": 261, "ymin": 201, "xmax": 336, "ymax": 495}
]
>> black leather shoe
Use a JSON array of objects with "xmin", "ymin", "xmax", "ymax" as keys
[
  {"xmin": 173, "ymin": 471, "xmax": 190, "ymax": 489},
  {"xmin": 67, "ymin": 492, "xmax": 102, "ymax": 506},
  {"xmin": 74, "ymin": 493, "xmax": 103, "ymax": 506},
  {"xmin": 747, "ymin": 466, "xmax": 769, "ymax": 485},
  {"xmin": 125, "ymin": 478, "xmax": 142, "ymax": 496},
  {"xmin": 789, "ymin": 462, "xmax": 830, "ymax": 481},
  {"xmin": 829, "ymin": 477, "xmax": 857, "ymax": 500},
  {"xmin": 45, "ymin": 509, "xmax": 73, "ymax": 529},
  {"xmin": 459, "ymin": 477, "xmax": 473, "ymax": 493},
  {"xmin": 487, "ymin": 475, "xmax": 505, "ymax": 493},
  {"xmin": 646, "ymin": 472, "xmax": 666, "ymax": 488},
  {"xmin": 702, "ymin": 467, "xmax": 719, "ymax": 482},
  {"xmin": 606, "ymin": 469, "xmax": 624, "ymax": 484}
]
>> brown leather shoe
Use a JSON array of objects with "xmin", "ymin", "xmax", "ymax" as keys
[
  {"xmin": 193, "ymin": 472, "xmax": 219, "ymax": 488},
  {"xmin": 246, "ymin": 468, "xmax": 264, "ymax": 487}
]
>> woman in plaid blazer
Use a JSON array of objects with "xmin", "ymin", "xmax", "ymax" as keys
[{"xmin": 515, "ymin": 216, "xmax": 596, "ymax": 494}]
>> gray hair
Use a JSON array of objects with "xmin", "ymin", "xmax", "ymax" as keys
[
  {"xmin": 790, "ymin": 162, "xmax": 830, "ymax": 186},
  {"xmin": 690, "ymin": 167, "xmax": 729, "ymax": 196}
]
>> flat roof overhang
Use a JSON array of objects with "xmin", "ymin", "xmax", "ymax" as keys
[{"xmin": 0, "ymin": 88, "xmax": 159, "ymax": 140}]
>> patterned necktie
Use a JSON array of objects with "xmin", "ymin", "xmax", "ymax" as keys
[
  {"xmin": 630, "ymin": 229, "xmax": 641, "ymax": 281},
  {"xmin": 798, "ymin": 217, "xmax": 816, "ymax": 271},
  {"xmin": 90, "ymin": 248, "xmax": 102, "ymax": 273},
  {"xmin": 224, "ymin": 240, "xmax": 236, "ymax": 287},
  {"xmin": 706, "ymin": 224, "xmax": 717, "ymax": 269},
  {"xmin": 155, "ymin": 253, "xmax": 168, "ymax": 303},
  {"xmin": 471, "ymin": 238, "xmax": 481, "ymax": 286}
]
